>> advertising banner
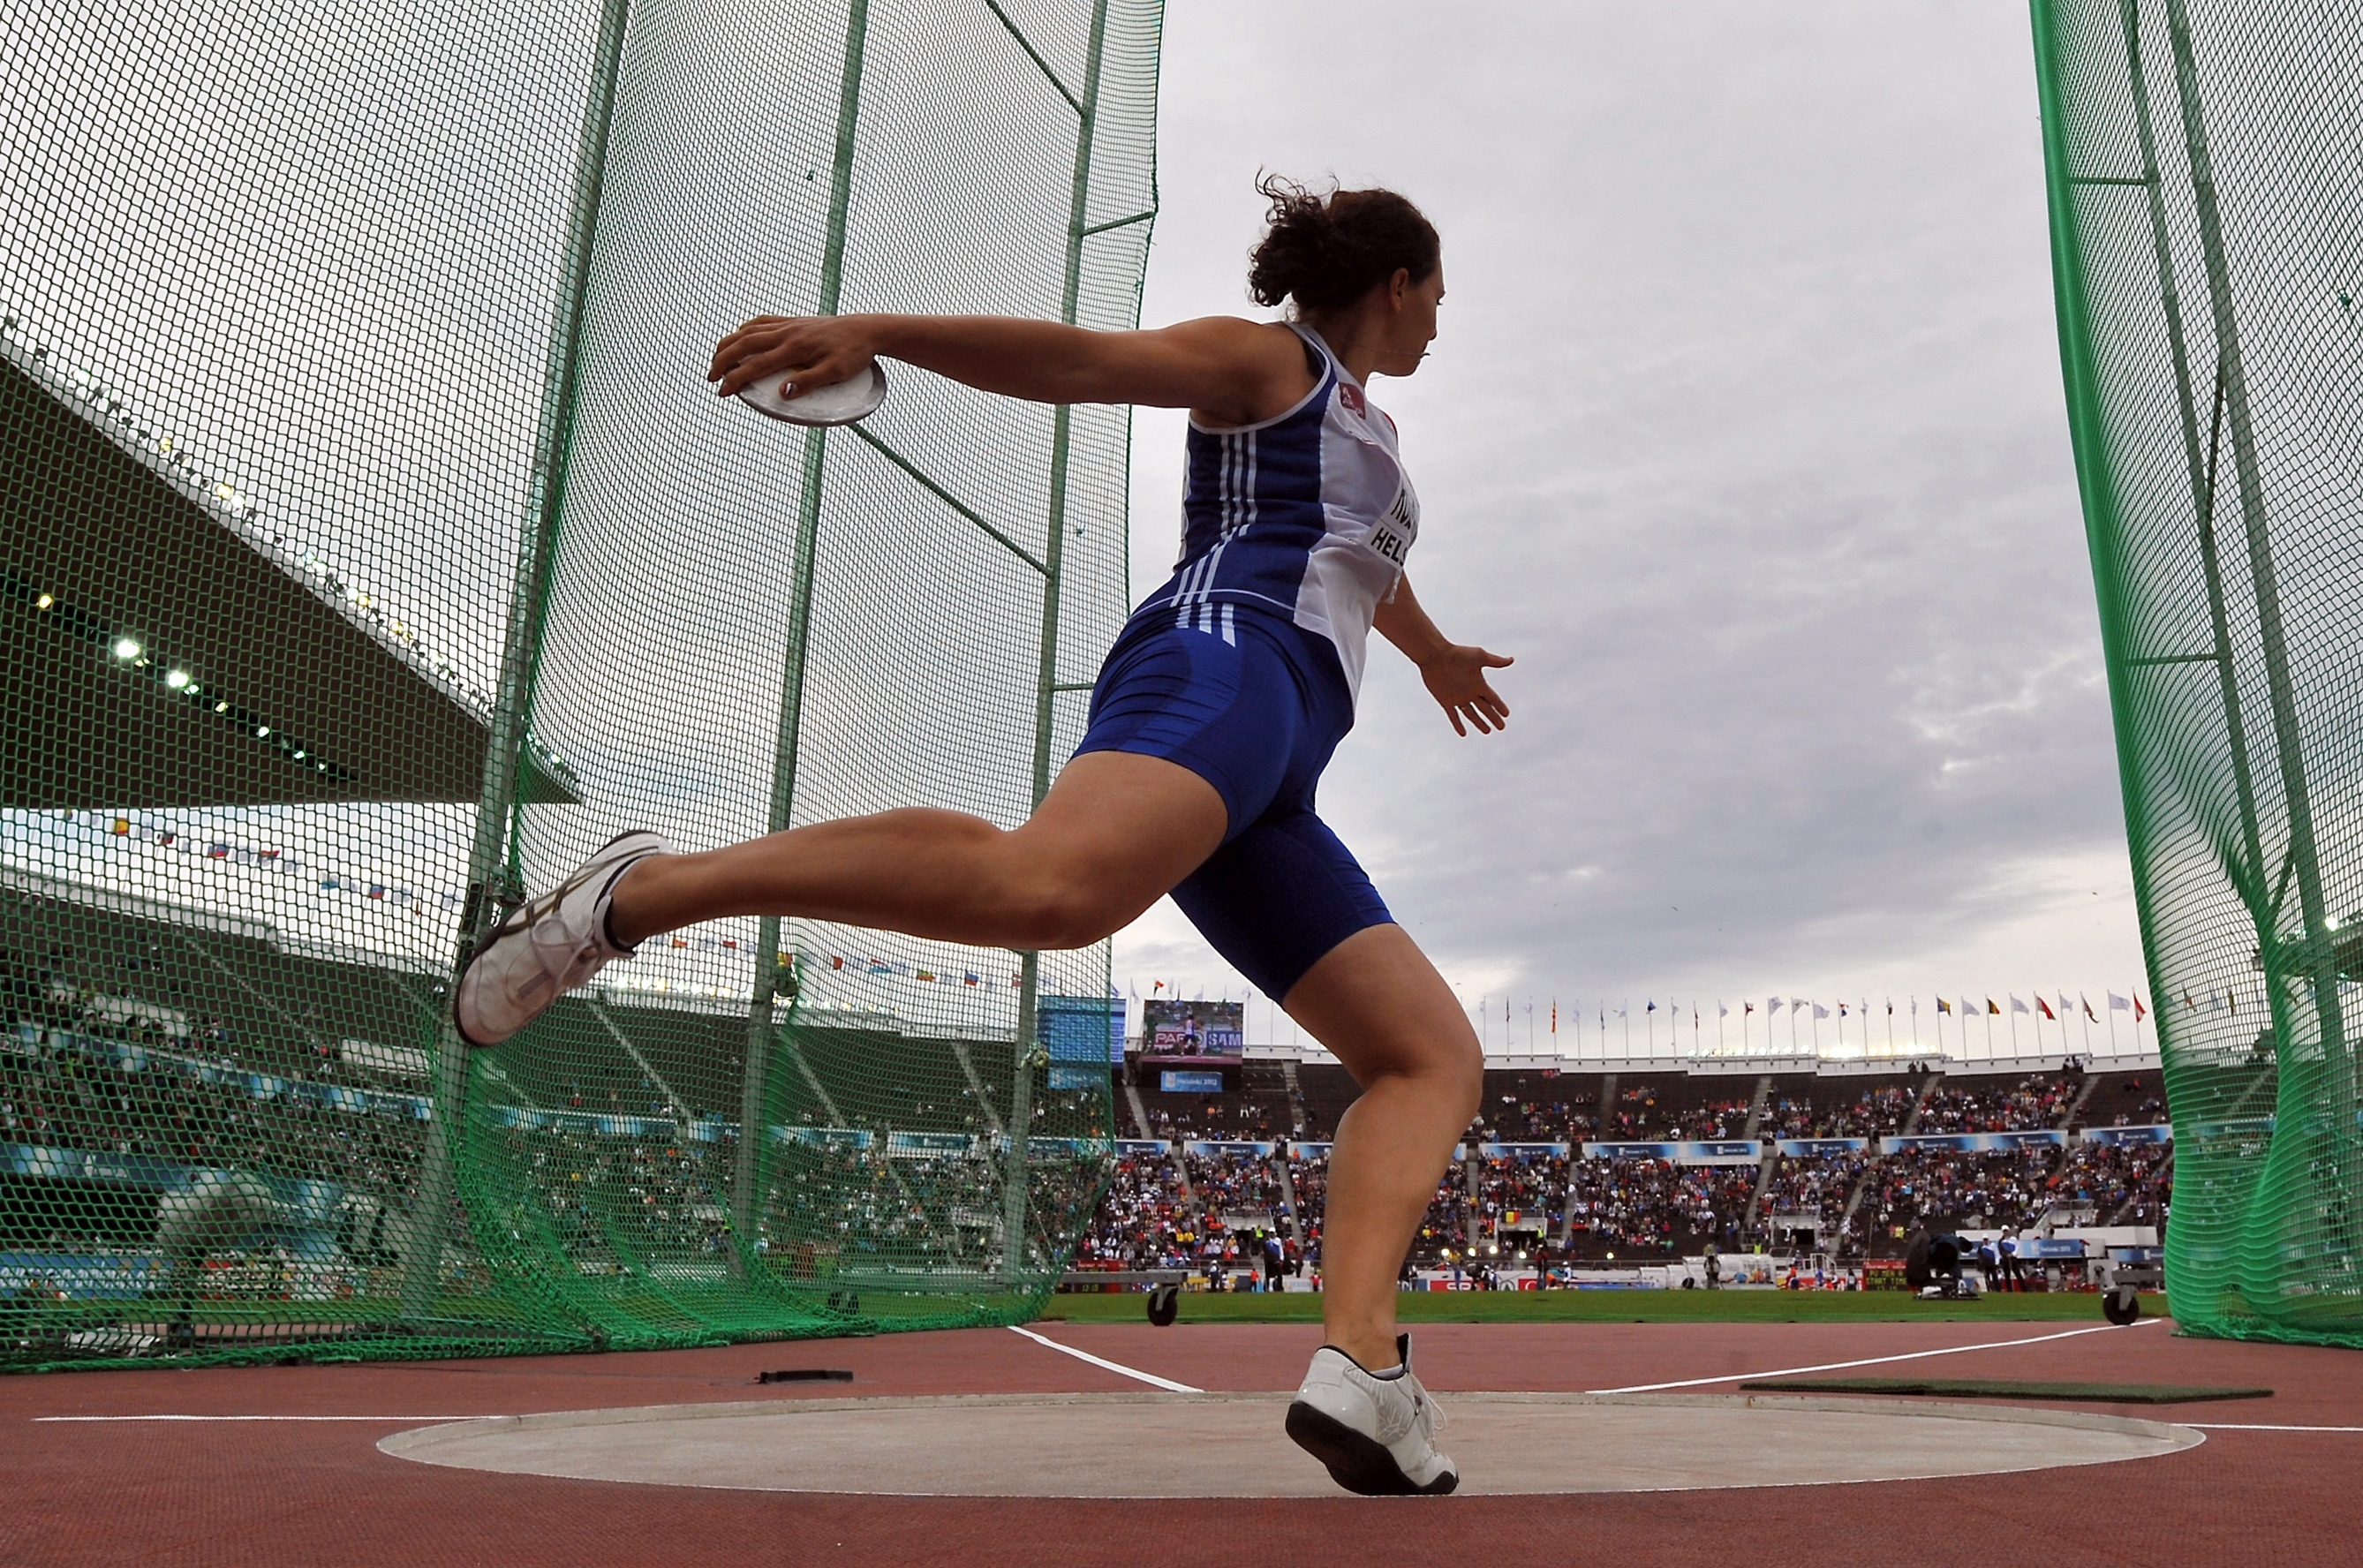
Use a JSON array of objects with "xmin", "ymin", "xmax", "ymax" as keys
[
  {"xmin": 1159, "ymin": 1069, "xmax": 1225, "ymax": 1095},
  {"xmin": 1883, "ymin": 1133, "xmax": 1977, "ymax": 1154},
  {"xmin": 773, "ymin": 1126, "xmax": 873, "ymax": 1150},
  {"xmin": 1674, "ymin": 1140, "xmax": 1762, "ymax": 1165},
  {"xmin": 1582, "ymin": 1140, "xmax": 1762, "ymax": 1165},
  {"xmin": 978, "ymin": 1133, "xmax": 1112, "ymax": 1159},
  {"xmin": 0, "ymin": 1251, "xmax": 167, "ymax": 1300},
  {"xmin": 1477, "ymin": 1142, "xmax": 1571, "ymax": 1160},
  {"xmin": 1139, "ymin": 999, "xmax": 1243, "ymax": 1065},
  {"xmin": 1025, "ymin": 1135, "xmax": 1106, "ymax": 1158},
  {"xmin": 885, "ymin": 1131, "xmax": 975, "ymax": 1160},
  {"xmin": 1584, "ymin": 1141, "xmax": 1675, "ymax": 1161},
  {"xmin": 1185, "ymin": 1140, "xmax": 1274, "ymax": 1157},
  {"xmin": 1775, "ymin": 1137, "xmax": 1869, "ymax": 1157},
  {"xmin": 2080, "ymin": 1124, "xmax": 2171, "ymax": 1145},
  {"xmin": 1046, "ymin": 1066, "xmax": 1104, "ymax": 1091},
  {"xmin": 1114, "ymin": 1139, "xmax": 1172, "ymax": 1157},
  {"xmin": 1881, "ymin": 1131, "xmax": 2070, "ymax": 1155},
  {"xmin": 2011, "ymin": 1236, "xmax": 2090, "ymax": 1260}
]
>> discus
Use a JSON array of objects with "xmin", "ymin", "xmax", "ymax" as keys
[{"xmin": 736, "ymin": 361, "xmax": 888, "ymax": 426}]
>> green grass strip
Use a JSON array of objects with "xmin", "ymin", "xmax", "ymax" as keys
[
  {"xmin": 1739, "ymin": 1376, "xmax": 2269, "ymax": 1404},
  {"xmin": 1041, "ymin": 1290, "xmax": 2165, "ymax": 1327}
]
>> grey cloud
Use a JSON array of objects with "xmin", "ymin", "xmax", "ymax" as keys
[{"xmin": 1114, "ymin": 1, "xmax": 2146, "ymax": 1013}]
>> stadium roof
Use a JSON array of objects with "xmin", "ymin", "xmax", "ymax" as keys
[{"xmin": 0, "ymin": 335, "xmax": 578, "ymax": 810}]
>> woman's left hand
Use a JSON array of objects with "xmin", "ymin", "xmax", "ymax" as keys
[{"xmin": 1418, "ymin": 645, "xmax": 1514, "ymax": 735}]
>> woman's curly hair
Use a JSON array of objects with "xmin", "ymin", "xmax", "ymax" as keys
[{"xmin": 1247, "ymin": 174, "xmax": 1440, "ymax": 313}]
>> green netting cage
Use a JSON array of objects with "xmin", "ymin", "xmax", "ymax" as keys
[
  {"xmin": 2034, "ymin": 0, "xmax": 2363, "ymax": 1344},
  {"xmin": 0, "ymin": 0, "xmax": 1162, "ymax": 1368}
]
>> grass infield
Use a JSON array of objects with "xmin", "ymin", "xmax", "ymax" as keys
[{"xmin": 1038, "ymin": 1289, "xmax": 2168, "ymax": 1327}]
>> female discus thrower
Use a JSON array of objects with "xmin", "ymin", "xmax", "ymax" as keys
[{"xmin": 455, "ymin": 178, "xmax": 1509, "ymax": 1496}]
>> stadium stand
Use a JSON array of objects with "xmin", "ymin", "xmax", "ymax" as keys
[
  {"xmin": 1072, "ymin": 1059, "xmax": 2174, "ymax": 1277},
  {"xmin": 2, "ymin": 880, "xmax": 2170, "ymax": 1293}
]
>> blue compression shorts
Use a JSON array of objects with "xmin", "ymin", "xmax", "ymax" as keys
[{"xmin": 1072, "ymin": 607, "xmax": 1393, "ymax": 1000}]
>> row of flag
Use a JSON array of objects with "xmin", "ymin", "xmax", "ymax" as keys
[
  {"xmin": 1929, "ymin": 992, "xmax": 2149, "ymax": 1023},
  {"xmin": 1484, "ymin": 992, "xmax": 2155, "ymax": 1033},
  {"xmin": 813, "ymin": 953, "xmax": 1022, "ymax": 988},
  {"xmin": 92, "ymin": 814, "xmax": 1034, "ymax": 988},
  {"xmin": 102, "ymin": 813, "xmax": 435, "ymax": 911}
]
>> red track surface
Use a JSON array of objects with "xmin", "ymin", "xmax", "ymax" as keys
[{"xmin": 7, "ymin": 1315, "xmax": 2358, "ymax": 1565}]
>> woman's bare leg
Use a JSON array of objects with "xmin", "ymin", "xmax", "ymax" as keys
[
  {"xmin": 606, "ymin": 750, "xmax": 1228, "ymax": 953},
  {"xmin": 1280, "ymin": 924, "xmax": 1483, "ymax": 1371}
]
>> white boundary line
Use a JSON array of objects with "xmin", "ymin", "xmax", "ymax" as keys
[
  {"xmin": 34, "ymin": 1414, "xmax": 477, "ymax": 1422},
  {"xmin": 1005, "ymin": 1324, "xmax": 1202, "ymax": 1393},
  {"xmin": 2186, "ymin": 1423, "xmax": 2363, "ymax": 1433},
  {"xmin": 1589, "ymin": 1318, "xmax": 2163, "ymax": 1394}
]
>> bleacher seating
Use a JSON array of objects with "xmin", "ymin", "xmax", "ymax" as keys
[
  {"xmin": 1085, "ymin": 1059, "xmax": 2177, "ymax": 1273},
  {"xmin": 0, "ymin": 885, "xmax": 2173, "ymax": 1284}
]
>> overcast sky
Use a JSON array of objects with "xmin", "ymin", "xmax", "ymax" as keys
[{"xmin": 1106, "ymin": 0, "xmax": 2149, "ymax": 1043}]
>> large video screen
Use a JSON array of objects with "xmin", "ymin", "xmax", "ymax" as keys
[{"xmin": 1139, "ymin": 999, "xmax": 1243, "ymax": 1064}]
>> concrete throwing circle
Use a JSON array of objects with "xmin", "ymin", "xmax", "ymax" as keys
[{"xmin": 380, "ymin": 1392, "xmax": 2202, "ymax": 1497}]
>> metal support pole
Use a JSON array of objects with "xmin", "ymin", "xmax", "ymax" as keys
[
  {"xmin": 731, "ymin": 0, "xmax": 872, "ymax": 1277},
  {"xmin": 1004, "ymin": 0, "xmax": 1113, "ymax": 1285},
  {"xmin": 404, "ymin": 0, "xmax": 635, "ymax": 1321},
  {"xmin": 2111, "ymin": 0, "xmax": 2271, "ymax": 909}
]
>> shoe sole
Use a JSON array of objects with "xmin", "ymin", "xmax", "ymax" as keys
[
  {"xmin": 451, "ymin": 831, "xmax": 661, "ymax": 1049},
  {"xmin": 1284, "ymin": 1400, "xmax": 1458, "ymax": 1496}
]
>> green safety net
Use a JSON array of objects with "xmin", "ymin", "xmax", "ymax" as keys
[
  {"xmin": 2033, "ymin": 0, "xmax": 2363, "ymax": 1344},
  {"xmin": 0, "ymin": 0, "xmax": 1162, "ymax": 1369}
]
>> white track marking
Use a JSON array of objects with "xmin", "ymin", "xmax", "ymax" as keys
[
  {"xmin": 1589, "ymin": 1317, "xmax": 2163, "ymax": 1394},
  {"xmin": 1005, "ymin": 1324, "xmax": 1202, "ymax": 1393},
  {"xmin": 35, "ymin": 1413, "xmax": 478, "ymax": 1422},
  {"xmin": 2186, "ymin": 1423, "xmax": 2363, "ymax": 1433}
]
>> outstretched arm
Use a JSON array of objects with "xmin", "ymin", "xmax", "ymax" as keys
[
  {"xmin": 709, "ymin": 313, "xmax": 1313, "ymax": 427},
  {"xmin": 1374, "ymin": 575, "xmax": 1514, "ymax": 736}
]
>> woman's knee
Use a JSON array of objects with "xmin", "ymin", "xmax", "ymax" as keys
[
  {"xmin": 1435, "ymin": 1030, "xmax": 1484, "ymax": 1120},
  {"xmin": 1358, "ymin": 1026, "xmax": 1483, "ymax": 1119}
]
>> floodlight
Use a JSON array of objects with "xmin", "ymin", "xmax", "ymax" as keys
[
  {"xmin": 112, "ymin": 637, "xmax": 141, "ymax": 660},
  {"xmin": 165, "ymin": 668, "xmax": 190, "ymax": 689}
]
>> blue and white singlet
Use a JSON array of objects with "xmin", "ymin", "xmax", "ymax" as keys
[
  {"xmin": 1073, "ymin": 325, "xmax": 1419, "ymax": 999},
  {"xmin": 1133, "ymin": 323, "xmax": 1420, "ymax": 700}
]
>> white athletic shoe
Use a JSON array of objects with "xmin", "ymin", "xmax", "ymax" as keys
[
  {"xmin": 451, "ymin": 831, "xmax": 674, "ymax": 1047},
  {"xmin": 1285, "ymin": 1333, "xmax": 1458, "ymax": 1496}
]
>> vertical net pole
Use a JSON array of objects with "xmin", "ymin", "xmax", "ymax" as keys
[
  {"xmin": 1004, "ymin": 0, "xmax": 1114, "ymax": 1285},
  {"xmin": 730, "ymin": 0, "xmax": 872, "ymax": 1273},
  {"xmin": 2109, "ymin": 0, "xmax": 2272, "ymax": 931},
  {"xmin": 403, "ymin": 0, "xmax": 638, "ymax": 1322}
]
